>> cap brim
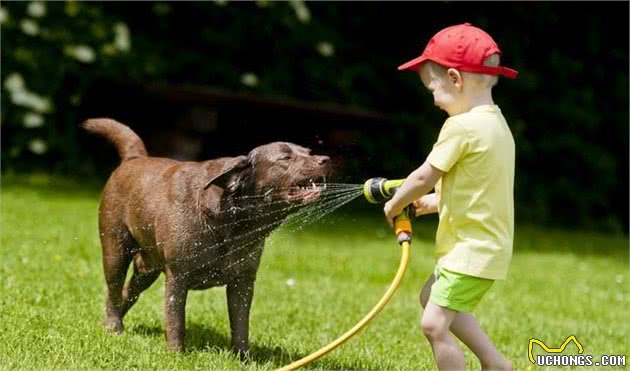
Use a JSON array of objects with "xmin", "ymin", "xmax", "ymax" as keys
[
  {"xmin": 397, "ymin": 55, "xmax": 428, "ymax": 71},
  {"xmin": 500, "ymin": 66, "xmax": 519, "ymax": 79}
]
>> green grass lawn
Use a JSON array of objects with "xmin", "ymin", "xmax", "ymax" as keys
[{"xmin": 1, "ymin": 175, "xmax": 628, "ymax": 370}]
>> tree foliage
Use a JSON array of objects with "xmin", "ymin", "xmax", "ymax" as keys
[{"xmin": 1, "ymin": 2, "xmax": 627, "ymax": 232}]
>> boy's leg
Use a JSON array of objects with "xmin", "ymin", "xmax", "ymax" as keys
[
  {"xmin": 420, "ymin": 271, "xmax": 511, "ymax": 371},
  {"xmin": 421, "ymin": 301, "xmax": 465, "ymax": 370},
  {"xmin": 450, "ymin": 313, "xmax": 512, "ymax": 371}
]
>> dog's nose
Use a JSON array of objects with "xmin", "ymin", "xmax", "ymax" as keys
[{"xmin": 317, "ymin": 155, "xmax": 330, "ymax": 165}]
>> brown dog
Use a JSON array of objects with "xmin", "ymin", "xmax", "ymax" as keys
[{"xmin": 83, "ymin": 118, "xmax": 329, "ymax": 355}]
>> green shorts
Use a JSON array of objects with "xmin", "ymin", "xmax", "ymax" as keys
[{"xmin": 429, "ymin": 265, "xmax": 494, "ymax": 312}]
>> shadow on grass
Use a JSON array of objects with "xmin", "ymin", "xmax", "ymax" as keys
[
  {"xmin": 2, "ymin": 173, "xmax": 103, "ymax": 199},
  {"xmin": 131, "ymin": 322, "xmax": 382, "ymax": 370}
]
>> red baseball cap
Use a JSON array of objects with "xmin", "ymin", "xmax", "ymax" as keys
[{"xmin": 398, "ymin": 23, "xmax": 518, "ymax": 79}]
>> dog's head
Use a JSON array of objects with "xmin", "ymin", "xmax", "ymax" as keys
[{"xmin": 204, "ymin": 142, "xmax": 330, "ymax": 205}]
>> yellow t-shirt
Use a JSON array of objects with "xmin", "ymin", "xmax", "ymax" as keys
[{"xmin": 426, "ymin": 104, "xmax": 514, "ymax": 280}]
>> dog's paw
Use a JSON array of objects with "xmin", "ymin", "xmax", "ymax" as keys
[
  {"xmin": 231, "ymin": 345, "xmax": 251, "ymax": 362},
  {"xmin": 166, "ymin": 342, "xmax": 185, "ymax": 352},
  {"xmin": 103, "ymin": 319, "xmax": 124, "ymax": 335}
]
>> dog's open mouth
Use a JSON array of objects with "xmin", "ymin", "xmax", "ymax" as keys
[{"xmin": 287, "ymin": 176, "xmax": 327, "ymax": 203}]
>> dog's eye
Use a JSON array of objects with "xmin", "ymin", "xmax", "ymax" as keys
[{"xmin": 278, "ymin": 154, "xmax": 292, "ymax": 161}]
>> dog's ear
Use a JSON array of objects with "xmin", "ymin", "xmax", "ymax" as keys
[{"xmin": 203, "ymin": 156, "xmax": 249, "ymax": 191}]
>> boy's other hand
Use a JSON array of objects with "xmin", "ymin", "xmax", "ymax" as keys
[{"xmin": 413, "ymin": 193, "xmax": 438, "ymax": 216}]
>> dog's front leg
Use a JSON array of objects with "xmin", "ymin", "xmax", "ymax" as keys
[
  {"xmin": 164, "ymin": 272, "xmax": 189, "ymax": 351},
  {"xmin": 227, "ymin": 276, "xmax": 255, "ymax": 357}
]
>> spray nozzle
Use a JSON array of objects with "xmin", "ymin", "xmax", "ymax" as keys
[{"xmin": 362, "ymin": 178, "xmax": 406, "ymax": 204}]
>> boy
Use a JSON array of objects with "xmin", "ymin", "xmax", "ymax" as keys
[{"xmin": 384, "ymin": 23, "xmax": 516, "ymax": 371}]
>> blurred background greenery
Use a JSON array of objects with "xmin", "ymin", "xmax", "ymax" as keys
[{"xmin": 1, "ymin": 1, "xmax": 628, "ymax": 233}]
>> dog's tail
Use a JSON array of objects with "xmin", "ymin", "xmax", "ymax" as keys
[{"xmin": 82, "ymin": 118, "xmax": 148, "ymax": 161}]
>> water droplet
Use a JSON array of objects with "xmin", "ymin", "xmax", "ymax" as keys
[{"xmin": 286, "ymin": 278, "xmax": 296, "ymax": 287}]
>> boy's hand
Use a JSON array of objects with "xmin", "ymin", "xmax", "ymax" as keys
[
  {"xmin": 383, "ymin": 160, "xmax": 443, "ymax": 228},
  {"xmin": 384, "ymin": 200, "xmax": 404, "ymax": 228},
  {"xmin": 413, "ymin": 193, "xmax": 438, "ymax": 216}
]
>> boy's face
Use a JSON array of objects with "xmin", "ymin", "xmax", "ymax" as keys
[{"xmin": 419, "ymin": 63, "xmax": 462, "ymax": 116}]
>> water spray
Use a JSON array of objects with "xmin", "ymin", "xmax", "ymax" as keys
[{"xmin": 277, "ymin": 178, "xmax": 414, "ymax": 371}]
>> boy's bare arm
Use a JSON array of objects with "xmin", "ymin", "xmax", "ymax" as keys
[{"xmin": 384, "ymin": 160, "xmax": 444, "ymax": 226}]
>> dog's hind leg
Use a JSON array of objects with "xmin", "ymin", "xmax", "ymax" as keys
[
  {"xmin": 101, "ymin": 228, "xmax": 134, "ymax": 334},
  {"xmin": 120, "ymin": 255, "xmax": 161, "ymax": 317}
]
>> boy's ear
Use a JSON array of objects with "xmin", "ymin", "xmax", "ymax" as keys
[{"xmin": 446, "ymin": 68, "xmax": 463, "ymax": 90}]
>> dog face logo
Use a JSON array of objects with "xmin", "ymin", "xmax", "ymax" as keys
[{"xmin": 528, "ymin": 335, "xmax": 584, "ymax": 365}]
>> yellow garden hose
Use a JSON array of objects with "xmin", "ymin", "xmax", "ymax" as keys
[{"xmin": 276, "ymin": 207, "xmax": 413, "ymax": 371}]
